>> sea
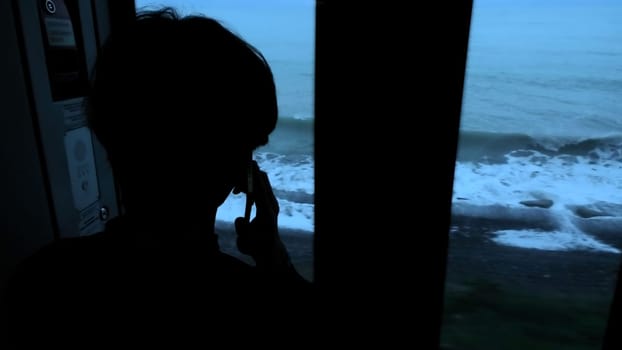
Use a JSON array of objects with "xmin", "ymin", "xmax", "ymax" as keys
[{"xmin": 451, "ymin": 0, "xmax": 622, "ymax": 253}]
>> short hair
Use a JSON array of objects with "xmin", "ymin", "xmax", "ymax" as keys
[{"xmin": 88, "ymin": 7, "xmax": 278, "ymax": 162}]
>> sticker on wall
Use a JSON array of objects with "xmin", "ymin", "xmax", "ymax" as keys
[
  {"xmin": 64, "ymin": 126, "xmax": 99, "ymax": 211},
  {"xmin": 40, "ymin": 0, "xmax": 76, "ymax": 48},
  {"xmin": 62, "ymin": 97, "xmax": 87, "ymax": 130},
  {"xmin": 78, "ymin": 201, "xmax": 102, "ymax": 236}
]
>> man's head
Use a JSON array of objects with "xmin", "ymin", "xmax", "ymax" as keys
[{"xmin": 88, "ymin": 8, "xmax": 277, "ymax": 216}]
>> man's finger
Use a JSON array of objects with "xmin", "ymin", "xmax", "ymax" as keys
[
  {"xmin": 234, "ymin": 217, "xmax": 248, "ymax": 235},
  {"xmin": 253, "ymin": 170, "xmax": 279, "ymax": 217}
]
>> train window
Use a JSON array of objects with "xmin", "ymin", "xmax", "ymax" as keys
[
  {"xmin": 441, "ymin": 0, "xmax": 622, "ymax": 348},
  {"xmin": 134, "ymin": 0, "xmax": 315, "ymax": 281}
]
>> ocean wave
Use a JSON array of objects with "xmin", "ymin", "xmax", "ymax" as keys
[
  {"xmin": 257, "ymin": 117, "xmax": 313, "ymax": 156},
  {"xmin": 491, "ymin": 229, "xmax": 620, "ymax": 253},
  {"xmin": 457, "ymin": 130, "xmax": 622, "ymax": 164},
  {"xmin": 451, "ymin": 202, "xmax": 622, "ymax": 252},
  {"xmin": 255, "ymin": 152, "xmax": 314, "ymax": 194}
]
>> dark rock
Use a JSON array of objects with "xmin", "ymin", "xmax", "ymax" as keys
[{"xmin": 520, "ymin": 199, "xmax": 554, "ymax": 209}]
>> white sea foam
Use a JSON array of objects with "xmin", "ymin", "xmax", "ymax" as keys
[
  {"xmin": 453, "ymin": 150, "xmax": 622, "ymax": 252},
  {"xmin": 452, "ymin": 152, "xmax": 622, "ymax": 210},
  {"xmin": 491, "ymin": 229, "xmax": 620, "ymax": 253}
]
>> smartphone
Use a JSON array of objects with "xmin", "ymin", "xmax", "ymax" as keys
[{"xmin": 244, "ymin": 159, "xmax": 254, "ymax": 224}]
